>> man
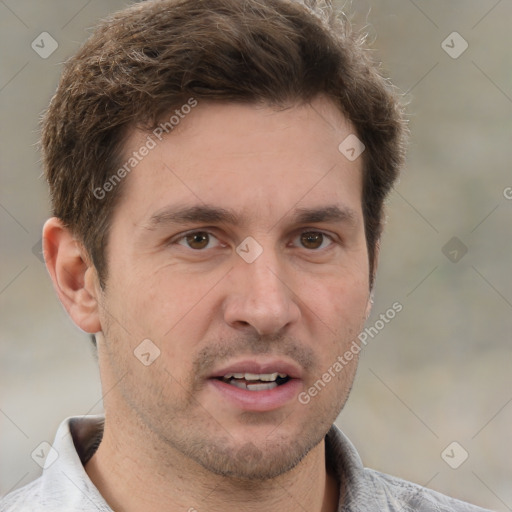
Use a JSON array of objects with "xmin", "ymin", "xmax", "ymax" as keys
[{"xmin": 0, "ymin": 0, "xmax": 493, "ymax": 511}]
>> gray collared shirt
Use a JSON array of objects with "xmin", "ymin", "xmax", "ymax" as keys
[{"xmin": 0, "ymin": 415, "xmax": 494, "ymax": 511}]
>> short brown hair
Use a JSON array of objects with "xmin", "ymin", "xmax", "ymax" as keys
[{"xmin": 42, "ymin": 0, "xmax": 406, "ymax": 289}]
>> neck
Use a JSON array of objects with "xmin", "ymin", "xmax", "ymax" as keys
[{"xmin": 85, "ymin": 411, "xmax": 339, "ymax": 512}]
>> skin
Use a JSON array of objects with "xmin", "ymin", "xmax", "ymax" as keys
[{"xmin": 43, "ymin": 95, "xmax": 373, "ymax": 512}]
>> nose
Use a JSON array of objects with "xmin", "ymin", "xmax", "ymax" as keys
[{"xmin": 223, "ymin": 252, "xmax": 301, "ymax": 336}]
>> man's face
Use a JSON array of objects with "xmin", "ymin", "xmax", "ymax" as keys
[{"xmin": 96, "ymin": 96, "xmax": 371, "ymax": 479}]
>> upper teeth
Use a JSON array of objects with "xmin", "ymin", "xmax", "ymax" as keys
[{"xmin": 223, "ymin": 372, "xmax": 288, "ymax": 381}]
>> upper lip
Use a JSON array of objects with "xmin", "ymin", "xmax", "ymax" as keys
[{"xmin": 209, "ymin": 359, "xmax": 303, "ymax": 379}]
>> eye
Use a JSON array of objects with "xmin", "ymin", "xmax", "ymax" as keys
[
  {"xmin": 176, "ymin": 231, "xmax": 222, "ymax": 250},
  {"xmin": 294, "ymin": 231, "xmax": 334, "ymax": 250}
]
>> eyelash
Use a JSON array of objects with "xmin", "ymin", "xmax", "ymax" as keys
[{"xmin": 172, "ymin": 229, "xmax": 337, "ymax": 251}]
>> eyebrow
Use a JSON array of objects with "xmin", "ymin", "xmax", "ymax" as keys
[
  {"xmin": 144, "ymin": 204, "xmax": 357, "ymax": 230},
  {"xmin": 293, "ymin": 205, "xmax": 357, "ymax": 225},
  {"xmin": 146, "ymin": 205, "xmax": 239, "ymax": 229}
]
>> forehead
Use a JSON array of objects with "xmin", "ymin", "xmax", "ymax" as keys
[{"xmin": 115, "ymin": 97, "xmax": 363, "ymax": 227}]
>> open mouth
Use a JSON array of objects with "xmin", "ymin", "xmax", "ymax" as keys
[
  {"xmin": 209, "ymin": 364, "xmax": 302, "ymax": 411},
  {"xmin": 217, "ymin": 372, "xmax": 291, "ymax": 391}
]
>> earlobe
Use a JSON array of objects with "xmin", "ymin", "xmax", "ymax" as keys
[
  {"xmin": 42, "ymin": 217, "xmax": 101, "ymax": 334},
  {"xmin": 365, "ymin": 292, "xmax": 374, "ymax": 320},
  {"xmin": 366, "ymin": 239, "xmax": 380, "ymax": 319}
]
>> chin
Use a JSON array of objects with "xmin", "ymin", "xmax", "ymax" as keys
[{"xmin": 186, "ymin": 425, "xmax": 328, "ymax": 481}]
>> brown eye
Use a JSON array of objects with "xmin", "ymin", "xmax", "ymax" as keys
[
  {"xmin": 300, "ymin": 232, "xmax": 325, "ymax": 249},
  {"xmin": 184, "ymin": 232, "xmax": 210, "ymax": 250}
]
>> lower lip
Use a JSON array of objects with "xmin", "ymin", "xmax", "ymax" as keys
[{"xmin": 208, "ymin": 378, "xmax": 302, "ymax": 412}]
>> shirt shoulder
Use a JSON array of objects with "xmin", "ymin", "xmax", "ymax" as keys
[
  {"xmin": 0, "ymin": 416, "xmax": 110, "ymax": 512},
  {"xmin": 325, "ymin": 425, "xmax": 495, "ymax": 512},
  {"xmin": 361, "ymin": 468, "xmax": 495, "ymax": 512},
  {"xmin": 0, "ymin": 478, "xmax": 44, "ymax": 512}
]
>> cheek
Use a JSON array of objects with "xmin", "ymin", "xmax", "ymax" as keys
[
  {"xmin": 303, "ymin": 273, "xmax": 369, "ymax": 370},
  {"xmin": 308, "ymin": 271, "xmax": 369, "ymax": 323},
  {"xmin": 151, "ymin": 272, "xmax": 220, "ymax": 332},
  {"xmin": 141, "ymin": 274, "xmax": 222, "ymax": 374},
  {"xmin": 110, "ymin": 261, "xmax": 214, "ymax": 336}
]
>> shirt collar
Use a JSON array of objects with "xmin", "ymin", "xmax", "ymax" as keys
[
  {"xmin": 325, "ymin": 423, "xmax": 377, "ymax": 510},
  {"xmin": 42, "ymin": 415, "xmax": 368, "ymax": 511},
  {"xmin": 41, "ymin": 415, "xmax": 111, "ymax": 511}
]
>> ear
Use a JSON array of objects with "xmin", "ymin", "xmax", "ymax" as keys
[
  {"xmin": 42, "ymin": 217, "xmax": 101, "ymax": 334},
  {"xmin": 366, "ymin": 239, "xmax": 381, "ymax": 319}
]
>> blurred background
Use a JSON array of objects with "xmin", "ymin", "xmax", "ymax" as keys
[{"xmin": 0, "ymin": 0, "xmax": 510, "ymax": 509}]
